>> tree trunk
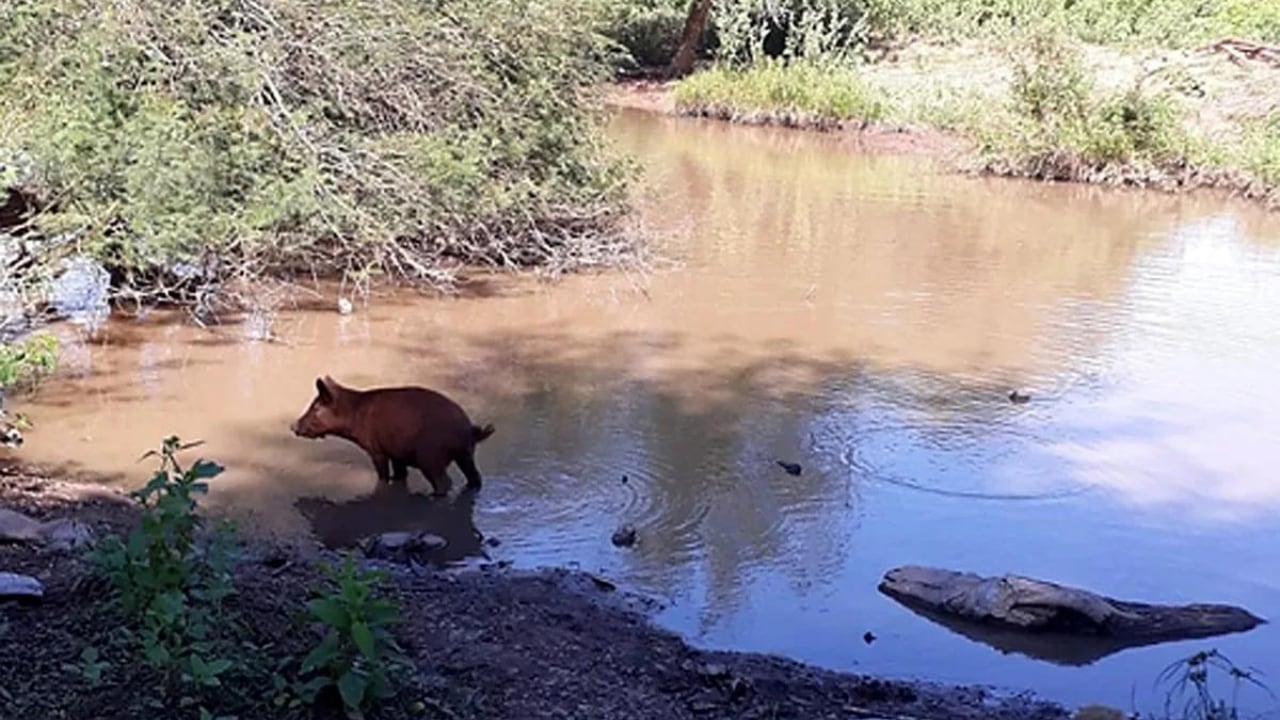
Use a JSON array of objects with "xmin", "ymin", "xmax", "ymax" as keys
[{"xmin": 666, "ymin": 0, "xmax": 713, "ymax": 79}]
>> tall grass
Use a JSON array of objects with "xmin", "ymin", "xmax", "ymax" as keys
[{"xmin": 674, "ymin": 58, "xmax": 886, "ymax": 128}]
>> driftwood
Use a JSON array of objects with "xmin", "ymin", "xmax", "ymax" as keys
[
  {"xmin": 879, "ymin": 566, "xmax": 1265, "ymax": 652},
  {"xmin": 1199, "ymin": 37, "xmax": 1280, "ymax": 68}
]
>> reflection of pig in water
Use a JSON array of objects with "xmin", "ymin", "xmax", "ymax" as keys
[
  {"xmin": 290, "ymin": 376, "xmax": 495, "ymax": 496},
  {"xmin": 295, "ymin": 483, "xmax": 487, "ymax": 566}
]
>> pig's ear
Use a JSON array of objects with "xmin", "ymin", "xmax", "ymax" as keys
[{"xmin": 315, "ymin": 377, "xmax": 333, "ymax": 404}]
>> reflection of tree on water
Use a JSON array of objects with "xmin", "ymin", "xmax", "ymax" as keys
[
  {"xmin": 295, "ymin": 482, "xmax": 485, "ymax": 566},
  {"xmin": 437, "ymin": 334, "xmax": 861, "ymax": 637}
]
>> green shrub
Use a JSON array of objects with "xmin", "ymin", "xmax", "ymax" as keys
[
  {"xmin": 290, "ymin": 554, "xmax": 410, "ymax": 716},
  {"xmin": 600, "ymin": 1, "xmax": 689, "ymax": 68},
  {"xmin": 89, "ymin": 436, "xmax": 242, "ymax": 710},
  {"xmin": 0, "ymin": 0, "xmax": 637, "ymax": 310},
  {"xmin": 0, "ymin": 333, "xmax": 58, "ymax": 391}
]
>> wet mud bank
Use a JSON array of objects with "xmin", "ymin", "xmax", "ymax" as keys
[{"xmin": 0, "ymin": 469, "xmax": 1071, "ymax": 720}]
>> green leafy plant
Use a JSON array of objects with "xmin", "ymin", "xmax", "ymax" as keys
[
  {"xmin": 90, "ymin": 436, "xmax": 240, "ymax": 696},
  {"xmin": 0, "ymin": 333, "xmax": 58, "ymax": 391},
  {"xmin": 296, "ymin": 553, "xmax": 409, "ymax": 718},
  {"xmin": 61, "ymin": 646, "xmax": 112, "ymax": 688}
]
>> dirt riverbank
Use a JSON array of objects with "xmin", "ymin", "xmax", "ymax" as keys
[{"xmin": 0, "ymin": 465, "xmax": 1075, "ymax": 720}]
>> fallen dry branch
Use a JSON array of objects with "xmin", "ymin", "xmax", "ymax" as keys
[{"xmin": 1199, "ymin": 37, "xmax": 1280, "ymax": 68}]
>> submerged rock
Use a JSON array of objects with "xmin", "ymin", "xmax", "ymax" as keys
[
  {"xmin": 361, "ymin": 531, "xmax": 448, "ymax": 564},
  {"xmin": 611, "ymin": 525, "xmax": 637, "ymax": 548},
  {"xmin": 775, "ymin": 460, "xmax": 802, "ymax": 476},
  {"xmin": 879, "ymin": 565, "xmax": 1265, "ymax": 644}
]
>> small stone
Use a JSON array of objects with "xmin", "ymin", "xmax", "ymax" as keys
[
  {"xmin": 0, "ymin": 572, "xmax": 43, "ymax": 603},
  {"xmin": 0, "ymin": 508, "xmax": 43, "ymax": 543},
  {"xmin": 611, "ymin": 525, "xmax": 637, "ymax": 548},
  {"xmin": 375, "ymin": 531, "xmax": 414, "ymax": 550},
  {"xmin": 863, "ymin": 631, "xmax": 877, "ymax": 644},
  {"xmin": 412, "ymin": 533, "xmax": 447, "ymax": 551},
  {"xmin": 337, "ymin": 297, "xmax": 354, "ymax": 315},
  {"xmin": 485, "ymin": 536, "xmax": 501, "ymax": 548},
  {"xmin": 1073, "ymin": 705, "xmax": 1129, "ymax": 720},
  {"xmin": 698, "ymin": 663, "xmax": 729, "ymax": 679},
  {"xmin": 41, "ymin": 519, "xmax": 94, "ymax": 551},
  {"xmin": 776, "ymin": 460, "xmax": 802, "ymax": 476}
]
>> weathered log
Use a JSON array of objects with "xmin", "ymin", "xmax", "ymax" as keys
[{"xmin": 879, "ymin": 566, "xmax": 1264, "ymax": 647}]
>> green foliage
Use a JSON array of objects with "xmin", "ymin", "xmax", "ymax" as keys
[
  {"xmin": 90, "ymin": 436, "xmax": 240, "ymax": 695},
  {"xmin": 0, "ymin": 332, "xmax": 58, "ymax": 391},
  {"xmin": 593, "ymin": 0, "xmax": 690, "ymax": 68},
  {"xmin": 0, "ymin": 0, "xmax": 637, "ymax": 308},
  {"xmin": 1238, "ymin": 112, "xmax": 1280, "ymax": 187},
  {"xmin": 979, "ymin": 30, "xmax": 1189, "ymax": 176},
  {"xmin": 712, "ymin": 0, "xmax": 869, "ymax": 66},
  {"xmin": 291, "ymin": 553, "xmax": 410, "ymax": 717},
  {"xmin": 61, "ymin": 646, "xmax": 112, "ymax": 688},
  {"xmin": 674, "ymin": 58, "xmax": 886, "ymax": 127},
  {"xmin": 860, "ymin": 0, "xmax": 1280, "ymax": 47}
]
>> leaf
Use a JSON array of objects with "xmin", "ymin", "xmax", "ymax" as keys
[
  {"xmin": 301, "ymin": 633, "xmax": 339, "ymax": 674},
  {"xmin": 351, "ymin": 621, "xmax": 376, "ymax": 660},
  {"xmin": 191, "ymin": 460, "xmax": 224, "ymax": 480},
  {"xmin": 307, "ymin": 597, "xmax": 349, "ymax": 628},
  {"xmin": 338, "ymin": 670, "xmax": 367, "ymax": 711}
]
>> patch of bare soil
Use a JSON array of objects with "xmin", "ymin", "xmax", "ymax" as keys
[{"xmin": 1, "ymin": 469, "xmax": 1070, "ymax": 720}]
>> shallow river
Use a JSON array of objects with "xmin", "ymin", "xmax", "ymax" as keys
[{"xmin": 14, "ymin": 108, "xmax": 1280, "ymax": 715}]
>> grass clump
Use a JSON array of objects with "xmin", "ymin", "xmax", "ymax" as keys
[
  {"xmin": 674, "ymin": 59, "xmax": 886, "ymax": 129},
  {"xmin": 0, "ymin": 0, "xmax": 638, "ymax": 317}
]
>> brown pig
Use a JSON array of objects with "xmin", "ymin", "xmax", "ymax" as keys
[{"xmin": 290, "ymin": 376, "xmax": 495, "ymax": 496}]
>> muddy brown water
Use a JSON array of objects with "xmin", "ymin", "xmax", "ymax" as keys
[{"xmin": 10, "ymin": 108, "xmax": 1280, "ymax": 715}]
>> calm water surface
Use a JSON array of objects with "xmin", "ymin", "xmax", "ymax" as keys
[{"xmin": 14, "ymin": 108, "xmax": 1280, "ymax": 714}]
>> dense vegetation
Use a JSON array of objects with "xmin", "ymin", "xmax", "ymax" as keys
[
  {"xmin": 605, "ymin": 0, "xmax": 1279, "ymax": 205},
  {"xmin": 0, "ymin": 0, "xmax": 638, "ymax": 327}
]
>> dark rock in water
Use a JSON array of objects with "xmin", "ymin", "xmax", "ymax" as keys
[
  {"xmin": 0, "ymin": 572, "xmax": 43, "ymax": 603},
  {"xmin": 775, "ymin": 460, "xmax": 802, "ymax": 476},
  {"xmin": 879, "ymin": 565, "xmax": 1265, "ymax": 646},
  {"xmin": 863, "ymin": 631, "xmax": 877, "ymax": 644},
  {"xmin": 485, "ymin": 536, "xmax": 502, "ymax": 548},
  {"xmin": 611, "ymin": 525, "xmax": 638, "ymax": 548},
  {"xmin": 1008, "ymin": 390, "xmax": 1031, "ymax": 404},
  {"xmin": 361, "ymin": 531, "xmax": 448, "ymax": 564}
]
